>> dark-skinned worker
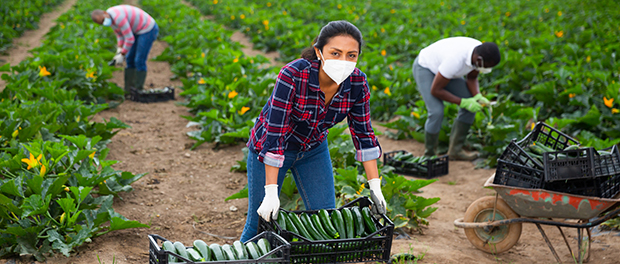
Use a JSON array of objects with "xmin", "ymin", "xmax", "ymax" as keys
[
  {"xmin": 91, "ymin": 5, "xmax": 158, "ymax": 95},
  {"xmin": 412, "ymin": 37, "xmax": 500, "ymax": 161},
  {"xmin": 240, "ymin": 20, "xmax": 386, "ymax": 242}
]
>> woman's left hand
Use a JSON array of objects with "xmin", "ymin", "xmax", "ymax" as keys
[{"xmin": 368, "ymin": 178, "xmax": 387, "ymax": 214}]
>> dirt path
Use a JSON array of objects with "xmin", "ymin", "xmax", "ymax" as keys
[{"xmin": 0, "ymin": 0, "xmax": 78, "ymax": 90}]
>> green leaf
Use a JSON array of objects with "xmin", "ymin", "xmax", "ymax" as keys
[
  {"xmin": 0, "ymin": 193, "xmax": 23, "ymax": 216},
  {"xmin": 26, "ymin": 176, "xmax": 44, "ymax": 195},
  {"xmin": 225, "ymin": 184, "xmax": 248, "ymax": 201},
  {"xmin": 576, "ymin": 105, "xmax": 601, "ymax": 126},
  {"xmin": 109, "ymin": 217, "xmax": 149, "ymax": 231},
  {"xmin": 56, "ymin": 197, "xmax": 77, "ymax": 214},
  {"xmin": 20, "ymin": 194, "xmax": 51, "ymax": 218},
  {"xmin": 1, "ymin": 177, "xmax": 24, "ymax": 198}
]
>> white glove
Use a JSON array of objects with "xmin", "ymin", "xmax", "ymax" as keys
[
  {"xmin": 112, "ymin": 53, "xmax": 125, "ymax": 65},
  {"xmin": 257, "ymin": 184, "xmax": 280, "ymax": 222},
  {"xmin": 116, "ymin": 47, "xmax": 123, "ymax": 54},
  {"xmin": 368, "ymin": 178, "xmax": 387, "ymax": 214}
]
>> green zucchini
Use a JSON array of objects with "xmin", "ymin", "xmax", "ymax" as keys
[
  {"xmin": 563, "ymin": 145, "xmax": 580, "ymax": 151},
  {"xmin": 246, "ymin": 241, "xmax": 261, "ymax": 259},
  {"xmin": 537, "ymin": 143, "xmax": 556, "ymax": 153},
  {"xmin": 341, "ymin": 208, "xmax": 355, "ymax": 239},
  {"xmin": 221, "ymin": 244, "xmax": 238, "ymax": 260},
  {"xmin": 318, "ymin": 209, "xmax": 339, "ymax": 239},
  {"xmin": 276, "ymin": 210, "xmax": 287, "ymax": 231},
  {"xmin": 361, "ymin": 207, "xmax": 378, "ymax": 234},
  {"xmin": 350, "ymin": 206, "xmax": 366, "ymax": 238},
  {"xmin": 193, "ymin": 240, "xmax": 211, "ymax": 261},
  {"xmin": 311, "ymin": 213, "xmax": 333, "ymax": 240},
  {"xmin": 186, "ymin": 248, "xmax": 203, "ymax": 262},
  {"xmin": 330, "ymin": 209, "xmax": 346, "ymax": 240},
  {"xmin": 288, "ymin": 212, "xmax": 314, "ymax": 240},
  {"xmin": 162, "ymin": 240, "xmax": 177, "ymax": 263},
  {"xmin": 300, "ymin": 213, "xmax": 324, "ymax": 240},
  {"xmin": 233, "ymin": 240, "xmax": 249, "ymax": 260},
  {"xmin": 173, "ymin": 241, "xmax": 188, "ymax": 260},
  {"xmin": 257, "ymin": 238, "xmax": 272, "ymax": 255},
  {"xmin": 210, "ymin": 243, "xmax": 226, "ymax": 261},
  {"xmin": 283, "ymin": 211, "xmax": 299, "ymax": 235},
  {"xmin": 598, "ymin": 151, "xmax": 612, "ymax": 156},
  {"xmin": 528, "ymin": 144, "xmax": 545, "ymax": 155}
]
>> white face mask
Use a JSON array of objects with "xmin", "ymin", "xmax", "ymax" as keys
[
  {"xmin": 474, "ymin": 56, "xmax": 492, "ymax": 74},
  {"xmin": 319, "ymin": 50, "xmax": 357, "ymax": 85},
  {"xmin": 103, "ymin": 17, "xmax": 112, "ymax": 27},
  {"xmin": 477, "ymin": 67, "xmax": 492, "ymax": 74}
]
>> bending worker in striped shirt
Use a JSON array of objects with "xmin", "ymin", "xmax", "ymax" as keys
[{"xmin": 91, "ymin": 5, "xmax": 159, "ymax": 95}]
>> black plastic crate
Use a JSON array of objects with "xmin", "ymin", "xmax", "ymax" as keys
[
  {"xmin": 383, "ymin": 150, "xmax": 449, "ymax": 178},
  {"xmin": 517, "ymin": 122, "xmax": 580, "ymax": 151},
  {"xmin": 593, "ymin": 145, "xmax": 620, "ymax": 177},
  {"xmin": 543, "ymin": 148, "xmax": 596, "ymax": 182},
  {"xmin": 493, "ymin": 159, "xmax": 545, "ymax": 189},
  {"xmin": 258, "ymin": 197, "xmax": 394, "ymax": 264},
  {"xmin": 130, "ymin": 87, "xmax": 175, "ymax": 103},
  {"xmin": 148, "ymin": 231, "xmax": 290, "ymax": 264},
  {"xmin": 598, "ymin": 174, "xmax": 620, "ymax": 199},
  {"xmin": 498, "ymin": 141, "xmax": 545, "ymax": 170},
  {"xmin": 544, "ymin": 178, "xmax": 601, "ymax": 198}
]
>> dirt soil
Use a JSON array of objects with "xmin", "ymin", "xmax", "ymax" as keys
[{"xmin": 2, "ymin": 1, "xmax": 620, "ymax": 264}]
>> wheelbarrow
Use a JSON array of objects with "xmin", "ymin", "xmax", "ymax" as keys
[{"xmin": 454, "ymin": 174, "xmax": 620, "ymax": 263}]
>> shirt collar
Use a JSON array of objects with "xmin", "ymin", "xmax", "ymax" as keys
[
  {"xmin": 466, "ymin": 47, "xmax": 475, "ymax": 68},
  {"xmin": 310, "ymin": 60, "xmax": 352, "ymax": 94}
]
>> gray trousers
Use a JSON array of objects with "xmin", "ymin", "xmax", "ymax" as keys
[{"xmin": 412, "ymin": 57, "xmax": 475, "ymax": 134}]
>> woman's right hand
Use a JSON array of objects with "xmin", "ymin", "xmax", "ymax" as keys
[{"xmin": 257, "ymin": 184, "xmax": 280, "ymax": 222}]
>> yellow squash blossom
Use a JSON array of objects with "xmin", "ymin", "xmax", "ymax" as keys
[
  {"xmin": 372, "ymin": 85, "xmax": 377, "ymax": 91},
  {"xmin": 555, "ymin": 31, "xmax": 564, "ymax": 38},
  {"xmin": 198, "ymin": 78, "xmax": 206, "ymax": 84},
  {"xmin": 586, "ymin": 56, "xmax": 591, "ymax": 62},
  {"xmin": 612, "ymin": 108, "xmax": 619, "ymax": 114},
  {"xmin": 12, "ymin": 129, "xmax": 18, "ymax": 138},
  {"xmin": 86, "ymin": 69, "xmax": 96, "ymax": 79},
  {"xmin": 384, "ymin": 87, "xmax": 391, "ymax": 96},
  {"xmin": 381, "ymin": 50, "xmax": 386, "ymax": 56},
  {"xmin": 40, "ymin": 164, "xmax": 47, "ymax": 177},
  {"xmin": 213, "ymin": 0, "xmax": 218, "ymax": 4},
  {"xmin": 558, "ymin": 11, "xmax": 562, "ymax": 16},
  {"xmin": 411, "ymin": 112, "xmax": 420, "ymax": 119},
  {"xmin": 228, "ymin": 90, "xmax": 238, "ymax": 99},
  {"xmin": 604, "ymin": 97, "xmax": 614, "ymax": 108},
  {"xmin": 505, "ymin": 12, "xmax": 511, "ymax": 17},
  {"xmin": 262, "ymin": 20, "xmax": 269, "ymax": 26},
  {"xmin": 201, "ymin": 52, "xmax": 205, "ymax": 58},
  {"xmin": 21, "ymin": 153, "xmax": 42, "ymax": 170},
  {"xmin": 568, "ymin": 93, "xmax": 576, "ymax": 98},
  {"xmin": 238, "ymin": 106, "xmax": 250, "ymax": 115},
  {"xmin": 267, "ymin": 2, "xmax": 271, "ymax": 7},
  {"xmin": 461, "ymin": 20, "xmax": 466, "ymax": 25},
  {"xmin": 240, "ymin": 14, "xmax": 245, "ymax": 19},
  {"xmin": 230, "ymin": 15, "xmax": 235, "ymax": 20},
  {"xmin": 282, "ymin": 11, "xmax": 287, "ymax": 16},
  {"xmin": 380, "ymin": 28, "xmax": 385, "ymax": 33},
  {"xmin": 337, "ymin": 4, "xmax": 342, "ymax": 9},
  {"xmin": 233, "ymin": 57, "xmax": 239, "ymax": 63},
  {"xmin": 390, "ymin": 9, "xmax": 396, "ymax": 14},
  {"xmin": 89, "ymin": 150, "xmax": 96, "ymax": 159},
  {"xmin": 39, "ymin": 66, "xmax": 51, "ymax": 77}
]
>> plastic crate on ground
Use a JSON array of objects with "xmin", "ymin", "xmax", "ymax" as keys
[
  {"xmin": 148, "ymin": 231, "xmax": 290, "ymax": 264},
  {"xmin": 383, "ymin": 150, "xmax": 449, "ymax": 178},
  {"xmin": 493, "ymin": 159, "xmax": 545, "ymax": 189},
  {"xmin": 130, "ymin": 87, "xmax": 175, "ymax": 103},
  {"xmin": 258, "ymin": 197, "xmax": 394, "ymax": 264}
]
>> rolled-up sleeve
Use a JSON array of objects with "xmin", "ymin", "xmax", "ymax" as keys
[
  {"xmin": 348, "ymin": 73, "xmax": 381, "ymax": 162},
  {"xmin": 258, "ymin": 67, "xmax": 296, "ymax": 167}
]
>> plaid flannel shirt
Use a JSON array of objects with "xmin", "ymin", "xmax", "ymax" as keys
[{"xmin": 247, "ymin": 59, "xmax": 381, "ymax": 168}]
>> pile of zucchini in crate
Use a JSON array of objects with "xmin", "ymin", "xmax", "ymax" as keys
[
  {"xmin": 162, "ymin": 238, "xmax": 273, "ymax": 262},
  {"xmin": 494, "ymin": 122, "xmax": 620, "ymax": 198},
  {"xmin": 383, "ymin": 150, "xmax": 449, "ymax": 178},
  {"xmin": 275, "ymin": 206, "xmax": 377, "ymax": 241}
]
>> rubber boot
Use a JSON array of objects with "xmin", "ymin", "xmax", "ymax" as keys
[
  {"xmin": 135, "ymin": 70, "xmax": 147, "ymax": 91},
  {"xmin": 124, "ymin": 68, "xmax": 136, "ymax": 93},
  {"xmin": 448, "ymin": 120, "xmax": 479, "ymax": 161},
  {"xmin": 424, "ymin": 132, "xmax": 439, "ymax": 157}
]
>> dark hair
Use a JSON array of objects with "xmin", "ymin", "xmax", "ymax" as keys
[
  {"xmin": 474, "ymin": 42, "xmax": 501, "ymax": 66},
  {"xmin": 300, "ymin": 20, "xmax": 363, "ymax": 61}
]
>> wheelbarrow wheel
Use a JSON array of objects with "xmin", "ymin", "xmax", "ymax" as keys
[{"xmin": 464, "ymin": 196, "xmax": 522, "ymax": 254}]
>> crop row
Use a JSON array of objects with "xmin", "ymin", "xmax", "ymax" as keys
[
  {"xmin": 0, "ymin": 0, "xmax": 65, "ymax": 52},
  {"xmin": 0, "ymin": 0, "xmax": 146, "ymax": 260}
]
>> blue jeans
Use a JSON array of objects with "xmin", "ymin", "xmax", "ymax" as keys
[
  {"xmin": 125, "ymin": 23, "xmax": 159, "ymax": 71},
  {"xmin": 412, "ymin": 57, "xmax": 476, "ymax": 134},
  {"xmin": 240, "ymin": 140, "xmax": 336, "ymax": 242}
]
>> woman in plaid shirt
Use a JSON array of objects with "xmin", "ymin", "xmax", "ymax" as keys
[{"xmin": 241, "ymin": 21, "xmax": 386, "ymax": 242}]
